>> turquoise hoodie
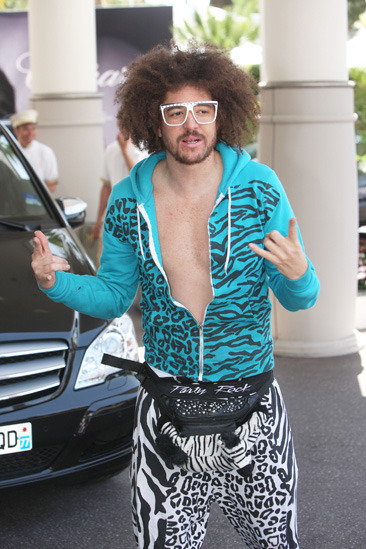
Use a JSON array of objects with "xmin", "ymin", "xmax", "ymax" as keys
[{"xmin": 44, "ymin": 142, "xmax": 319, "ymax": 382}]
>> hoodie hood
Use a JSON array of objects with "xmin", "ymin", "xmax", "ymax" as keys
[
  {"xmin": 216, "ymin": 143, "xmax": 252, "ymax": 196},
  {"xmin": 128, "ymin": 142, "xmax": 252, "ymax": 269}
]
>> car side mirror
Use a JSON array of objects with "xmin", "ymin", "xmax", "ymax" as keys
[{"xmin": 56, "ymin": 197, "xmax": 87, "ymax": 228}]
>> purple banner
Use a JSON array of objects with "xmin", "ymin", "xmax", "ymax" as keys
[{"xmin": 0, "ymin": 7, "xmax": 172, "ymax": 145}]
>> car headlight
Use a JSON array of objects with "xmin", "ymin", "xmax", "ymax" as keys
[{"xmin": 75, "ymin": 314, "xmax": 139, "ymax": 389}]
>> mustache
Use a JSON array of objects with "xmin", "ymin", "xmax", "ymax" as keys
[{"xmin": 179, "ymin": 130, "xmax": 205, "ymax": 140}]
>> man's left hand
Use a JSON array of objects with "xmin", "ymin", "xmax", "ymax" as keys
[{"xmin": 249, "ymin": 217, "xmax": 308, "ymax": 280}]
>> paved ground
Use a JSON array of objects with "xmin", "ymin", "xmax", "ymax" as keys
[{"xmin": 269, "ymin": 344, "xmax": 366, "ymax": 549}]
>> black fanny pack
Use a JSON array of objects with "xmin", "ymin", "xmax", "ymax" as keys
[{"xmin": 102, "ymin": 354, "xmax": 274, "ymax": 472}]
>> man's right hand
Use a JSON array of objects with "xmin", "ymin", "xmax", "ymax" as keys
[{"xmin": 31, "ymin": 230, "xmax": 70, "ymax": 289}]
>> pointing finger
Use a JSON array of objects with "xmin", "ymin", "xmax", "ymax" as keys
[
  {"xmin": 33, "ymin": 230, "xmax": 50, "ymax": 256},
  {"xmin": 287, "ymin": 217, "xmax": 298, "ymax": 241},
  {"xmin": 32, "ymin": 236, "xmax": 43, "ymax": 257}
]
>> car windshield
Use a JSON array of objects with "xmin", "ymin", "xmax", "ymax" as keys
[{"xmin": 0, "ymin": 130, "xmax": 56, "ymax": 231}]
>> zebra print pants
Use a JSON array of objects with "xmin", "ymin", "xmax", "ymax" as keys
[{"xmin": 130, "ymin": 379, "xmax": 299, "ymax": 549}]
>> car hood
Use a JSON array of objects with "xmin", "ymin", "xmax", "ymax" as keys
[{"xmin": 0, "ymin": 227, "xmax": 106, "ymax": 346}]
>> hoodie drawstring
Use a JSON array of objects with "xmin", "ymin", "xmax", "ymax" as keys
[
  {"xmin": 137, "ymin": 205, "xmax": 145, "ymax": 260},
  {"xmin": 224, "ymin": 186, "xmax": 231, "ymax": 275}
]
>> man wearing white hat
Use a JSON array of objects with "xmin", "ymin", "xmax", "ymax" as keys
[{"xmin": 10, "ymin": 109, "xmax": 58, "ymax": 193}]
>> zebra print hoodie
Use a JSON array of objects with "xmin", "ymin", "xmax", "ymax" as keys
[{"xmin": 44, "ymin": 142, "xmax": 320, "ymax": 382}]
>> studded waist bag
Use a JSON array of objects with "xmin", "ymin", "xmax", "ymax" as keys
[{"xmin": 102, "ymin": 354, "xmax": 274, "ymax": 473}]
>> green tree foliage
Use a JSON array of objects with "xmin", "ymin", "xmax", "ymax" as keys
[
  {"xmin": 173, "ymin": 0, "xmax": 259, "ymax": 50},
  {"xmin": 0, "ymin": 0, "xmax": 27, "ymax": 9},
  {"xmin": 350, "ymin": 67, "xmax": 366, "ymax": 168},
  {"xmin": 348, "ymin": 0, "xmax": 366, "ymax": 35}
]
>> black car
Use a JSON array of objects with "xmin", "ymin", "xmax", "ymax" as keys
[{"xmin": 0, "ymin": 121, "xmax": 139, "ymax": 489}]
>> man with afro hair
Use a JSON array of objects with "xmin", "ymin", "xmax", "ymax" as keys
[{"xmin": 32, "ymin": 42, "xmax": 319, "ymax": 548}]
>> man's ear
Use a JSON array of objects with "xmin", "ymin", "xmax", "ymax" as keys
[{"xmin": 157, "ymin": 126, "xmax": 162, "ymax": 138}]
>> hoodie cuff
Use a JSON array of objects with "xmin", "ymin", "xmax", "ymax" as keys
[
  {"xmin": 284, "ymin": 263, "xmax": 314, "ymax": 292},
  {"xmin": 37, "ymin": 271, "xmax": 66, "ymax": 300}
]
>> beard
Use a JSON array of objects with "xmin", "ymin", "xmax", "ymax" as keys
[{"xmin": 161, "ymin": 129, "xmax": 217, "ymax": 165}]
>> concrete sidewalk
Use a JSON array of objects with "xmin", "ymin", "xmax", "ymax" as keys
[{"xmin": 271, "ymin": 340, "xmax": 366, "ymax": 549}]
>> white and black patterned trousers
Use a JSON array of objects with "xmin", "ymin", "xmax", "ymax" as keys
[{"xmin": 130, "ymin": 379, "xmax": 299, "ymax": 549}]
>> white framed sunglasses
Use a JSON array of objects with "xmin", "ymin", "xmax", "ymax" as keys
[{"xmin": 160, "ymin": 101, "xmax": 218, "ymax": 126}]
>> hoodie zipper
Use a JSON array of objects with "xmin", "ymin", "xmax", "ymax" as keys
[
  {"xmin": 198, "ymin": 317, "xmax": 207, "ymax": 382},
  {"xmin": 138, "ymin": 191, "xmax": 230, "ymax": 382},
  {"xmin": 197, "ymin": 192, "xmax": 227, "ymax": 381}
]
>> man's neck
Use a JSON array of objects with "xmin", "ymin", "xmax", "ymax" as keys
[
  {"xmin": 20, "ymin": 141, "xmax": 32, "ymax": 149},
  {"xmin": 156, "ymin": 149, "xmax": 223, "ymax": 199}
]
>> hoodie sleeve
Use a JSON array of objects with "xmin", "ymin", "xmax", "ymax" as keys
[
  {"xmin": 261, "ymin": 171, "xmax": 320, "ymax": 312},
  {"xmin": 41, "ymin": 218, "xmax": 139, "ymax": 320}
]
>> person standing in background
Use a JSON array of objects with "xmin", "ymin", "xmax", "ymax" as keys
[
  {"xmin": 92, "ymin": 130, "xmax": 146, "ymax": 239},
  {"xmin": 10, "ymin": 109, "xmax": 59, "ymax": 193}
]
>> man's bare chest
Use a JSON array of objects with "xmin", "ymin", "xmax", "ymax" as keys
[{"xmin": 156, "ymin": 200, "xmax": 212, "ymax": 269}]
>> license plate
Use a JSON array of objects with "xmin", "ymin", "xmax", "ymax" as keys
[{"xmin": 0, "ymin": 422, "xmax": 32, "ymax": 455}]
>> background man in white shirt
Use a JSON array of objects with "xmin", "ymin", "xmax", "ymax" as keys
[
  {"xmin": 92, "ymin": 130, "xmax": 145, "ymax": 238},
  {"xmin": 10, "ymin": 109, "xmax": 59, "ymax": 193}
]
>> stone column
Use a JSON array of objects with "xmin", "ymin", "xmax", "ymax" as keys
[
  {"xmin": 28, "ymin": 0, "xmax": 104, "ymax": 220},
  {"xmin": 258, "ymin": 0, "xmax": 359, "ymax": 356}
]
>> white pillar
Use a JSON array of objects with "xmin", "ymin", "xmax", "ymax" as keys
[
  {"xmin": 259, "ymin": 0, "xmax": 359, "ymax": 357},
  {"xmin": 28, "ymin": 0, "xmax": 104, "ymax": 221},
  {"xmin": 260, "ymin": 0, "xmax": 348, "ymax": 83}
]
